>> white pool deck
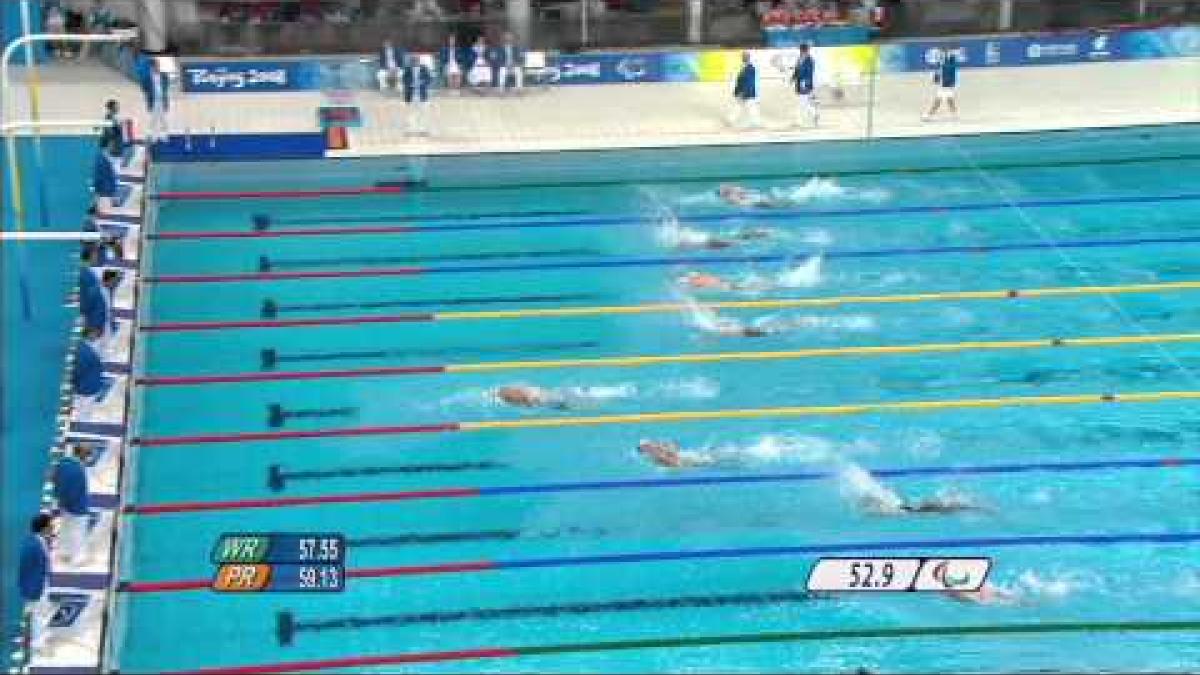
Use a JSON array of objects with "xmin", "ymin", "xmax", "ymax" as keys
[
  {"xmin": 3, "ymin": 54, "xmax": 1199, "ymax": 675},
  {"xmin": 6, "ymin": 56, "xmax": 1199, "ymax": 154}
]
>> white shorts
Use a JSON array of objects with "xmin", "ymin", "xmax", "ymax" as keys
[
  {"xmin": 937, "ymin": 87, "xmax": 956, "ymax": 101},
  {"xmin": 445, "ymin": 61, "xmax": 461, "ymax": 76},
  {"xmin": 468, "ymin": 65, "xmax": 491, "ymax": 86}
]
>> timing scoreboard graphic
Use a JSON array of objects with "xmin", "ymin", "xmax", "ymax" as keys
[
  {"xmin": 807, "ymin": 557, "xmax": 993, "ymax": 592},
  {"xmin": 210, "ymin": 533, "xmax": 345, "ymax": 592}
]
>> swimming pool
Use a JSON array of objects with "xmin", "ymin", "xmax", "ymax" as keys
[{"xmin": 113, "ymin": 125, "xmax": 1200, "ymax": 673}]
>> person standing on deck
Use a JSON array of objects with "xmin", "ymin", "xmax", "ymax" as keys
[
  {"xmin": 403, "ymin": 54, "xmax": 433, "ymax": 135},
  {"xmin": 923, "ymin": 50, "xmax": 959, "ymax": 121},
  {"xmin": 729, "ymin": 52, "xmax": 761, "ymax": 129},
  {"xmin": 791, "ymin": 43, "xmax": 819, "ymax": 128},
  {"xmin": 53, "ymin": 446, "xmax": 96, "ymax": 566},
  {"xmin": 18, "ymin": 514, "xmax": 55, "ymax": 656},
  {"xmin": 138, "ymin": 56, "xmax": 171, "ymax": 141}
]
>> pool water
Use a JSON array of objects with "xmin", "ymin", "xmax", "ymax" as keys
[{"xmin": 114, "ymin": 125, "xmax": 1200, "ymax": 673}]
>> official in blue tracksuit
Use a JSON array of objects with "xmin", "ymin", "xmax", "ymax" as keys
[
  {"xmin": 54, "ymin": 447, "xmax": 94, "ymax": 566},
  {"xmin": 791, "ymin": 43, "xmax": 819, "ymax": 127},
  {"xmin": 73, "ymin": 331, "xmax": 107, "ymax": 399},
  {"xmin": 91, "ymin": 145, "xmax": 118, "ymax": 209},
  {"xmin": 439, "ymin": 34, "xmax": 466, "ymax": 90},
  {"xmin": 467, "ymin": 36, "xmax": 491, "ymax": 88},
  {"xmin": 137, "ymin": 55, "xmax": 171, "ymax": 141},
  {"xmin": 402, "ymin": 56, "xmax": 433, "ymax": 135},
  {"xmin": 489, "ymin": 32, "xmax": 524, "ymax": 93},
  {"xmin": 729, "ymin": 51, "xmax": 761, "ymax": 129},
  {"xmin": 924, "ymin": 50, "xmax": 959, "ymax": 120},
  {"xmin": 377, "ymin": 40, "xmax": 405, "ymax": 92},
  {"xmin": 18, "ymin": 514, "xmax": 54, "ymax": 654},
  {"xmin": 100, "ymin": 99, "xmax": 125, "ymax": 152}
]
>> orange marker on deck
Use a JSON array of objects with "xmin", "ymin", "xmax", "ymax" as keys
[{"xmin": 212, "ymin": 564, "xmax": 272, "ymax": 592}]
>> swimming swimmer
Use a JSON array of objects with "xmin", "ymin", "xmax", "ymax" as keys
[
  {"xmin": 495, "ymin": 385, "xmax": 570, "ymax": 410},
  {"xmin": 942, "ymin": 583, "xmax": 1021, "ymax": 606},
  {"xmin": 717, "ymin": 183, "xmax": 783, "ymax": 208},
  {"xmin": 860, "ymin": 492, "xmax": 986, "ymax": 516},
  {"xmin": 637, "ymin": 439, "xmax": 717, "ymax": 469},
  {"xmin": 677, "ymin": 271, "xmax": 735, "ymax": 291}
]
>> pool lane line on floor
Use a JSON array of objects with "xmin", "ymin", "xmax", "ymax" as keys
[
  {"xmin": 267, "ymin": 460, "xmax": 506, "ymax": 491},
  {"xmin": 151, "ymin": 191, "xmax": 1200, "ymax": 240},
  {"xmin": 118, "ymin": 531, "xmax": 1200, "ymax": 593},
  {"xmin": 255, "ymin": 248, "xmax": 605, "ymax": 271},
  {"xmin": 130, "ymin": 390, "xmax": 1200, "ymax": 447},
  {"xmin": 278, "ymin": 590, "xmax": 827, "ymax": 644},
  {"xmin": 145, "ymin": 233, "xmax": 1200, "ymax": 284},
  {"xmin": 169, "ymin": 619, "xmax": 1200, "ymax": 674},
  {"xmin": 137, "ymin": 332, "xmax": 1200, "ymax": 386},
  {"xmin": 152, "ymin": 185, "xmax": 411, "ymax": 200},
  {"xmin": 260, "ymin": 292, "xmax": 601, "ymax": 318},
  {"xmin": 126, "ymin": 456, "xmax": 1200, "ymax": 515},
  {"xmin": 138, "ymin": 279, "xmax": 1200, "ymax": 332},
  {"xmin": 259, "ymin": 340, "xmax": 601, "ymax": 371}
]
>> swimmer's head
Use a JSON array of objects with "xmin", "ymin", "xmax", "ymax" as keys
[{"xmin": 743, "ymin": 327, "xmax": 769, "ymax": 337}]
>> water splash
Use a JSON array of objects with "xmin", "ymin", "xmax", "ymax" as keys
[
  {"xmin": 836, "ymin": 462, "xmax": 905, "ymax": 514},
  {"xmin": 776, "ymin": 254, "xmax": 824, "ymax": 288},
  {"xmin": 653, "ymin": 376, "xmax": 721, "ymax": 400}
]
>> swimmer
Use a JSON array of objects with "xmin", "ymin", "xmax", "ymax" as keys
[
  {"xmin": 637, "ymin": 439, "xmax": 717, "ymax": 469},
  {"xmin": 860, "ymin": 492, "xmax": 986, "ymax": 516},
  {"xmin": 717, "ymin": 183, "xmax": 783, "ymax": 208},
  {"xmin": 942, "ymin": 583, "xmax": 1021, "ymax": 606},
  {"xmin": 494, "ymin": 385, "xmax": 570, "ymax": 410},
  {"xmin": 677, "ymin": 271, "xmax": 735, "ymax": 291}
]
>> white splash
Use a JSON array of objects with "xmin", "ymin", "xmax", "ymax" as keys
[
  {"xmin": 562, "ymin": 383, "xmax": 639, "ymax": 405},
  {"xmin": 656, "ymin": 213, "xmax": 715, "ymax": 249},
  {"xmin": 654, "ymin": 376, "xmax": 721, "ymax": 400},
  {"xmin": 768, "ymin": 177, "xmax": 890, "ymax": 205},
  {"xmin": 800, "ymin": 229, "xmax": 834, "ymax": 247},
  {"xmin": 1015, "ymin": 571, "xmax": 1086, "ymax": 600},
  {"xmin": 776, "ymin": 254, "xmax": 824, "ymax": 288},
  {"xmin": 681, "ymin": 296, "xmax": 747, "ymax": 335},
  {"xmin": 836, "ymin": 462, "xmax": 905, "ymax": 514}
]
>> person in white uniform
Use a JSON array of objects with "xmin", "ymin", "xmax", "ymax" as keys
[
  {"xmin": 377, "ymin": 40, "xmax": 403, "ymax": 92},
  {"xmin": 467, "ymin": 35, "xmax": 492, "ymax": 89}
]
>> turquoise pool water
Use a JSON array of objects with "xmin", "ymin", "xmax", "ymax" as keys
[
  {"xmin": 2, "ymin": 136, "xmax": 93, "ymax": 664},
  {"xmin": 116, "ymin": 126, "xmax": 1200, "ymax": 673}
]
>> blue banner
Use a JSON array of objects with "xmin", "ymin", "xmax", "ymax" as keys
[
  {"xmin": 879, "ymin": 30, "xmax": 1122, "ymax": 72},
  {"xmin": 181, "ymin": 58, "xmax": 374, "ymax": 92},
  {"xmin": 543, "ymin": 53, "xmax": 666, "ymax": 85}
]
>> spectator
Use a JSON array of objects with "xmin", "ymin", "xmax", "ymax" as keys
[
  {"xmin": 761, "ymin": 1, "xmax": 790, "ymax": 28},
  {"xmin": 377, "ymin": 40, "xmax": 403, "ymax": 92},
  {"xmin": 410, "ymin": 0, "xmax": 446, "ymax": 22},
  {"xmin": 821, "ymin": 1, "xmax": 841, "ymax": 24},
  {"xmin": 53, "ymin": 445, "xmax": 95, "ymax": 566},
  {"xmin": 80, "ymin": 0, "xmax": 115, "ymax": 59},
  {"xmin": 467, "ymin": 35, "xmax": 491, "ymax": 89},
  {"xmin": 91, "ymin": 141, "xmax": 118, "ymax": 210},
  {"xmin": 439, "ymin": 33, "xmax": 466, "ymax": 91},
  {"xmin": 489, "ymin": 31, "xmax": 524, "ymax": 93},
  {"xmin": 728, "ymin": 51, "xmax": 761, "ymax": 129},
  {"xmin": 18, "ymin": 514, "xmax": 55, "ymax": 656},
  {"xmin": 402, "ymin": 54, "xmax": 433, "ymax": 134},
  {"xmin": 137, "ymin": 56, "xmax": 171, "ymax": 142},
  {"xmin": 44, "ymin": 2, "xmax": 67, "ymax": 59}
]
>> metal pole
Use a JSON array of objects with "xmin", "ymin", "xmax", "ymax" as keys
[
  {"xmin": 865, "ymin": 48, "xmax": 878, "ymax": 139},
  {"xmin": 581, "ymin": 0, "xmax": 589, "ymax": 47}
]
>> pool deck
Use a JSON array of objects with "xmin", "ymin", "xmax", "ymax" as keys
[
  {"xmin": 10, "ymin": 146, "xmax": 147, "ymax": 675},
  {"xmin": 6, "ymin": 57, "xmax": 1199, "ymax": 154}
]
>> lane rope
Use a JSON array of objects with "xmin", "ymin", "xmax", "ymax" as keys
[
  {"xmin": 146, "ymin": 233, "xmax": 1200, "ymax": 284},
  {"xmin": 137, "ymin": 279, "xmax": 1200, "ymax": 332},
  {"xmin": 137, "ymin": 331, "xmax": 1200, "ymax": 386}
]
